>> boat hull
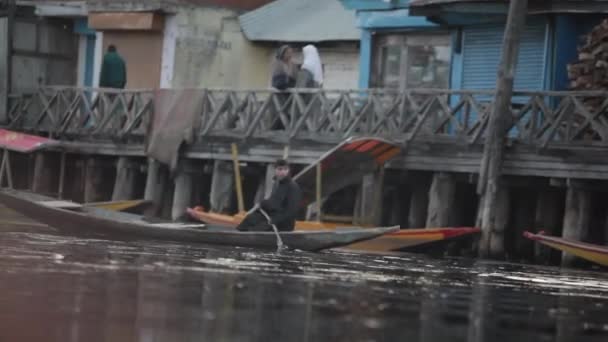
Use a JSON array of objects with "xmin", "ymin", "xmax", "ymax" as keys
[
  {"xmin": 524, "ymin": 231, "xmax": 608, "ymax": 267},
  {"xmin": 0, "ymin": 190, "xmax": 398, "ymax": 252}
]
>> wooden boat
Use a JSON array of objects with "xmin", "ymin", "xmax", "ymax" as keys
[
  {"xmin": 344, "ymin": 227, "xmax": 481, "ymax": 252},
  {"xmin": 186, "ymin": 207, "xmax": 481, "ymax": 252},
  {"xmin": 0, "ymin": 189, "xmax": 398, "ymax": 252},
  {"xmin": 187, "ymin": 206, "xmax": 350, "ymax": 230},
  {"xmin": 86, "ymin": 199, "xmax": 151, "ymax": 212},
  {"xmin": 187, "ymin": 136, "xmax": 481, "ymax": 251},
  {"xmin": 524, "ymin": 231, "xmax": 608, "ymax": 267}
]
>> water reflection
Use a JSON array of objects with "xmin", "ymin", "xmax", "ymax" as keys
[{"xmin": 0, "ymin": 231, "xmax": 607, "ymax": 342}]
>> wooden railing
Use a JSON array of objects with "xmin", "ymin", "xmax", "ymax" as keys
[
  {"xmin": 7, "ymin": 87, "xmax": 154, "ymax": 141},
  {"xmin": 6, "ymin": 87, "xmax": 608, "ymax": 149}
]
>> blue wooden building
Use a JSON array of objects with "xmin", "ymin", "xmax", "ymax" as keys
[{"xmin": 341, "ymin": 0, "xmax": 608, "ymax": 92}]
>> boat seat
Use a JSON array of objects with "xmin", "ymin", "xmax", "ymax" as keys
[
  {"xmin": 37, "ymin": 200, "xmax": 83, "ymax": 210},
  {"xmin": 147, "ymin": 222, "xmax": 207, "ymax": 230}
]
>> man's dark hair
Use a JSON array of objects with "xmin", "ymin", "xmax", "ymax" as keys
[
  {"xmin": 108, "ymin": 45, "xmax": 117, "ymax": 52},
  {"xmin": 275, "ymin": 159, "xmax": 289, "ymax": 167}
]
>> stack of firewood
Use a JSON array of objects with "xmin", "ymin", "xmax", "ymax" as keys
[{"xmin": 568, "ymin": 19, "xmax": 608, "ymax": 91}]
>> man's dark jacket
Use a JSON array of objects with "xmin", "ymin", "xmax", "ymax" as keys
[
  {"xmin": 261, "ymin": 176, "xmax": 302, "ymax": 231},
  {"xmin": 99, "ymin": 52, "xmax": 126, "ymax": 89}
]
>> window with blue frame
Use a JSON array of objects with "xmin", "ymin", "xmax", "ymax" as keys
[{"xmin": 373, "ymin": 32, "xmax": 451, "ymax": 90}]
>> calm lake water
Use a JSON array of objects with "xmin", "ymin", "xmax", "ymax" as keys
[{"xmin": 0, "ymin": 225, "xmax": 607, "ymax": 342}]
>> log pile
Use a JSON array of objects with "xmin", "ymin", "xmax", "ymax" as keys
[{"xmin": 568, "ymin": 19, "xmax": 608, "ymax": 91}]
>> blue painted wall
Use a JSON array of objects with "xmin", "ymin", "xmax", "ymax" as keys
[
  {"xmin": 74, "ymin": 18, "xmax": 96, "ymax": 88},
  {"xmin": 359, "ymin": 30, "xmax": 372, "ymax": 89}
]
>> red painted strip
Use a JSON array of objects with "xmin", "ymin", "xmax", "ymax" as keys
[
  {"xmin": 356, "ymin": 140, "xmax": 380, "ymax": 153},
  {"xmin": 389, "ymin": 227, "xmax": 480, "ymax": 237},
  {"xmin": 341, "ymin": 139, "xmax": 368, "ymax": 151}
]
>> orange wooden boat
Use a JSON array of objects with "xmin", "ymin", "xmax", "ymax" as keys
[
  {"xmin": 186, "ymin": 206, "xmax": 350, "ymax": 230},
  {"xmin": 186, "ymin": 207, "xmax": 480, "ymax": 252},
  {"xmin": 187, "ymin": 136, "xmax": 480, "ymax": 252},
  {"xmin": 524, "ymin": 231, "xmax": 608, "ymax": 267}
]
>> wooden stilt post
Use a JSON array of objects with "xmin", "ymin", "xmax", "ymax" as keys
[
  {"xmin": 144, "ymin": 158, "xmax": 166, "ymax": 217},
  {"xmin": 534, "ymin": 189, "xmax": 562, "ymax": 264},
  {"xmin": 477, "ymin": 0, "xmax": 528, "ymax": 258},
  {"xmin": 210, "ymin": 160, "xmax": 234, "ymax": 213},
  {"xmin": 316, "ymin": 163, "xmax": 322, "ymax": 222},
  {"xmin": 84, "ymin": 158, "xmax": 105, "ymax": 203},
  {"xmin": 426, "ymin": 172, "xmax": 456, "ymax": 228},
  {"xmin": 172, "ymin": 160, "xmax": 194, "ymax": 221},
  {"xmin": 231, "ymin": 143, "xmax": 245, "ymax": 213},
  {"xmin": 408, "ymin": 180, "xmax": 429, "ymax": 228},
  {"xmin": 0, "ymin": 149, "xmax": 13, "ymax": 188},
  {"xmin": 58, "ymin": 152, "xmax": 66, "ymax": 199},
  {"xmin": 488, "ymin": 186, "xmax": 510, "ymax": 259},
  {"xmin": 562, "ymin": 185, "xmax": 591, "ymax": 267},
  {"xmin": 112, "ymin": 157, "xmax": 137, "ymax": 201}
]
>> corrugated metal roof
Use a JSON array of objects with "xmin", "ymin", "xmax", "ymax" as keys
[{"xmin": 239, "ymin": 0, "xmax": 360, "ymax": 43}]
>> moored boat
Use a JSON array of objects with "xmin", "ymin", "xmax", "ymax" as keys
[
  {"xmin": 187, "ymin": 207, "xmax": 481, "ymax": 252},
  {"xmin": 0, "ymin": 189, "xmax": 398, "ymax": 252},
  {"xmin": 523, "ymin": 231, "xmax": 608, "ymax": 267}
]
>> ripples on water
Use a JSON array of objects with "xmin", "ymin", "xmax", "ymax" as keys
[{"xmin": 0, "ymin": 230, "xmax": 607, "ymax": 342}]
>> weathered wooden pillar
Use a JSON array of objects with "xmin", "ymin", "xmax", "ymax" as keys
[
  {"xmin": 477, "ymin": 0, "xmax": 528, "ymax": 258},
  {"xmin": 488, "ymin": 186, "xmax": 510, "ymax": 259},
  {"xmin": 534, "ymin": 189, "xmax": 562, "ymax": 264},
  {"xmin": 31, "ymin": 152, "xmax": 57, "ymax": 195},
  {"xmin": 604, "ymin": 209, "xmax": 608, "ymax": 246},
  {"xmin": 209, "ymin": 160, "xmax": 234, "ymax": 213},
  {"xmin": 254, "ymin": 164, "xmax": 274, "ymax": 205},
  {"xmin": 426, "ymin": 172, "xmax": 456, "ymax": 228},
  {"xmin": 84, "ymin": 158, "xmax": 105, "ymax": 203},
  {"xmin": 561, "ymin": 185, "xmax": 591, "ymax": 267},
  {"xmin": 408, "ymin": 181, "xmax": 428, "ymax": 228},
  {"xmin": 144, "ymin": 158, "xmax": 166, "ymax": 216},
  {"xmin": 171, "ymin": 160, "xmax": 194, "ymax": 221},
  {"xmin": 354, "ymin": 168, "xmax": 384, "ymax": 226},
  {"xmin": 112, "ymin": 157, "xmax": 138, "ymax": 201}
]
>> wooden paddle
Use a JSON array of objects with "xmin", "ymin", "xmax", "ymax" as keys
[{"xmin": 258, "ymin": 207, "xmax": 286, "ymax": 252}]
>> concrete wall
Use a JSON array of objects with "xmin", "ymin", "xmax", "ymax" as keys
[
  {"xmin": 103, "ymin": 31, "xmax": 163, "ymax": 89},
  {"xmin": 313, "ymin": 45, "xmax": 359, "ymax": 89},
  {"xmin": 167, "ymin": 7, "xmax": 270, "ymax": 88}
]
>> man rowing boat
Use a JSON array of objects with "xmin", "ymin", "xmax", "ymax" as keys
[{"xmin": 236, "ymin": 159, "xmax": 302, "ymax": 232}]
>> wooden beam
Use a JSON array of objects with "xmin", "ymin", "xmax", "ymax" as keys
[{"xmin": 478, "ymin": 0, "xmax": 528, "ymax": 258}]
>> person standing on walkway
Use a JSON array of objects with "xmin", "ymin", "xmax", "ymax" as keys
[
  {"xmin": 296, "ymin": 44, "xmax": 323, "ymax": 88},
  {"xmin": 99, "ymin": 45, "xmax": 127, "ymax": 89}
]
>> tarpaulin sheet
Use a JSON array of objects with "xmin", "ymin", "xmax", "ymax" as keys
[{"xmin": 146, "ymin": 89, "xmax": 204, "ymax": 173}]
